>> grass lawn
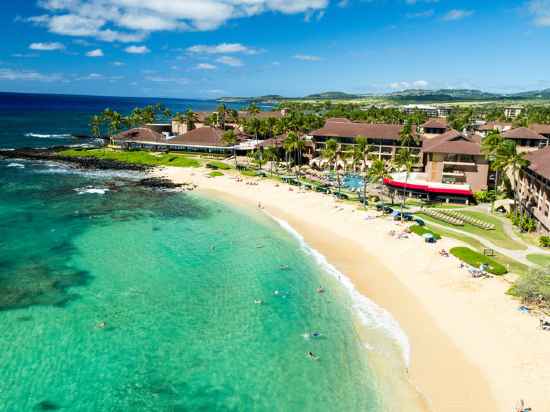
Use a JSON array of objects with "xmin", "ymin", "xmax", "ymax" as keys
[
  {"xmin": 526, "ymin": 254, "xmax": 550, "ymax": 267},
  {"xmin": 450, "ymin": 247, "xmax": 508, "ymax": 275},
  {"xmin": 423, "ymin": 224, "xmax": 529, "ymax": 276},
  {"xmin": 58, "ymin": 149, "xmax": 200, "ymax": 168},
  {"xmin": 208, "ymin": 171, "xmax": 224, "ymax": 177},
  {"xmin": 409, "ymin": 224, "xmax": 442, "ymax": 240},
  {"xmin": 206, "ymin": 161, "xmax": 232, "ymax": 170},
  {"xmin": 418, "ymin": 210, "xmax": 527, "ymax": 251}
]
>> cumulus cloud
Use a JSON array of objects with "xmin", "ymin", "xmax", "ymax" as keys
[
  {"xmin": 216, "ymin": 56, "xmax": 243, "ymax": 67},
  {"xmin": 389, "ymin": 80, "xmax": 429, "ymax": 89},
  {"xmin": 29, "ymin": 41, "xmax": 65, "ymax": 51},
  {"xmin": 406, "ymin": 10, "xmax": 434, "ymax": 18},
  {"xmin": 29, "ymin": 0, "xmax": 329, "ymax": 43},
  {"xmin": 293, "ymin": 54, "xmax": 321, "ymax": 61},
  {"xmin": 0, "ymin": 68, "xmax": 60, "ymax": 82},
  {"xmin": 442, "ymin": 9, "xmax": 474, "ymax": 21},
  {"xmin": 124, "ymin": 45, "xmax": 150, "ymax": 54},
  {"xmin": 112, "ymin": 61, "xmax": 125, "ymax": 66},
  {"xmin": 186, "ymin": 43, "xmax": 257, "ymax": 54},
  {"xmin": 528, "ymin": 0, "xmax": 550, "ymax": 26},
  {"xmin": 86, "ymin": 48, "xmax": 104, "ymax": 56},
  {"xmin": 145, "ymin": 75, "xmax": 190, "ymax": 85},
  {"xmin": 196, "ymin": 63, "xmax": 217, "ymax": 70}
]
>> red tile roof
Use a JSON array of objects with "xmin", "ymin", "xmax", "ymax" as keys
[
  {"xmin": 529, "ymin": 123, "xmax": 550, "ymax": 136},
  {"xmin": 422, "ymin": 118, "xmax": 448, "ymax": 129},
  {"xmin": 525, "ymin": 146, "xmax": 550, "ymax": 180},
  {"xmin": 502, "ymin": 127, "xmax": 546, "ymax": 140},
  {"xmin": 170, "ymin": 127, "xmax": 227, "ymax": 147},
  {"xmin": 478, "ymin": 121, "xmax": 512, "ymax": 131},
  {"xmin": 422, "ymin": 129, "xmax": 482, "ymax": 155},
  {"xmin": 310, "ymin": 120, "xmax": 408, "ymax": 140},
  {"xmin": 111, "ymin": 127, "xmax": 166, "ymax": 143}
]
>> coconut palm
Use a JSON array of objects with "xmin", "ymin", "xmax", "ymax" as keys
[
  {"xmin": 90, "ymin": 115, "xmax": 102, "ymax": 139},
  {"xmin": 353, "ymin": 136, "xmax": 370, "ymax": 205},
  {"xmin": 217, "ymin": 104, "xmax": 227, "ymax": 129},
  {"xmin": 322, "ymin": 138, "xmax": 343, "ymax": 196},
  {"xmin": 222, "ymin": 129, "xmax": 238, "ymax": 167},
  {"xmin": 394, "ymin": 148, "xmax": 415, "ymax": 221},
  {"xmin": 263, "ymin": 146, "xmax": 278, "ymax": 175},
  {"xmin": 494, "ymin": 140, "xmax": 529, "ymax": 217},
  {"xmin": 399, "ymin": 121, "xmax": 417, "ymax": 148},
  {"xmin": 481, "ymin": 130, "xmax": 504, "ymax": 212},
  {"xmin": 246, "ymin": 103, "xmax": 260, "ymax": 115},
  {"xmin": 185, "ymin": 110, "xmax": 198, "ymax": 131}
]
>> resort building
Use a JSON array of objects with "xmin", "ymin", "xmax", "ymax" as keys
[
  {"xmin": 518, "ymin": 146, "xmax": 550, "ymax": 233},
  {"xmin": 501, "ymin": 127, "xmax": 549, "ymax": 152},
  {"xmin": 402, "ymin": 104, "xmax": 452, "ymax": 118},
  {"xmin": 308, "ymin": 118, "xmax": 422, "ymax": 166},
  {"xmin": 504, "ymin": 106, "xmax": 523, "ymax": 119},
  {"xmin": 476, "ymin": 121, "xmax": 512, "ymax": 137},
  {"xmin": 529, "ymin": 123, "xmax": 550, "ymax": 139},
  {"xmin": 110, "ymin": 127, "xmax": 168, "ymax": 149},
  {"xmin": 421, "ymin": 118, "xmax": 449, "ymax": 138},
  {"xmin": 384, "ymin": 130, "xmax": 488, "ymax": 203}
]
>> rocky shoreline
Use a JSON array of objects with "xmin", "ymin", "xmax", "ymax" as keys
[{"xmin": 0, "ymin": 147, "xmax": 190, "ymax": 190}]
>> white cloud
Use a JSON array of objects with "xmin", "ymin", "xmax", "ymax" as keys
[
  {"xmin": 293, "ymin": 54, "xmax": 321, "ymax": 61},
  {"xmin": 29, "ymin": 0, "xmax": 329, "ymax": 42},
  {"xmin": 406, "ymin": 10, "xmax": 434, "ymax": 18},
  {"xmin": 29, "ymin": 41, "xmax": 65, "ymax": 51},
  {"xmin": 186, "ymin": 43, "xmax": 257, "ymax": 54},
  {"xmin": 216, "ymin": 56, "xmax": 243, "ymax": 67},
  {"xmin": 77, "ymin": 72, "xmax": 124, "ymax": 81},
  {"xmin": 0, "ymin": 68, "xmax": 60, "ymax": 82},
  {"xmin": 413, "ymin": 80, "xmax": 429, "ymax": 88},
  {"xmin": 86, "ymin": 48, "xmax": 104, "ymax": 57},
  {"xmin": 442, "ymin": 9, "xmax": 474, "ymax": 21},
  {"xmin": 145, "ymin": 75, "xmax": 190, "ymax": 85},
  {"xmin": 528, "ymin": 0, "xmax": 550, "ymax": 26},
  {"xmin": 124, "ymin": 45, "xmax": 150, "ymax": 54},
  {"xmin": 389, "ymin": 80, "xmax": 429, "ymax": 89},
  {"xmin": 112, "ymin": 61, "xmax": 125, "ymax": 66},
  {"xmin": 196, "ymin": 63, "xmax": 217, "ymax": 70}
]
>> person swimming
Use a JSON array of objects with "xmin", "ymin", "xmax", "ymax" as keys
[
  {"xmin": 96, "ymin": 321, "xmax": 106, "ymax": 329},
  {"xmin": 307, "ymin": 351, "xmax": 319, "ymax": 360},
  {"xmin": 311, "ymin": 332, "xmax": 321, "ymax": 338},
  {"xmin": 316, "ymin": 286, "xmax": 325, "ymax": 294},
  {"xmin": 254, "ymin": 299, "xmax": 263, "ymax": 305}
]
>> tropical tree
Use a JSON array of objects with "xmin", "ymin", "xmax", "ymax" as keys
[
  {"xmin": 481, "ymin": 130, "xmax": 504, "ymax": 212},
  {"xmin": 353, "ymin": 136, "xmax": 370, "ymax": 205},
  {"xmin": 263, "ymin": 146, "xmax": 278, "ymax": 175},
  {"xmin": 394, "ymin": 148, "xmax": 415, "ymax": 221},
  {"xmin": 185, "ymin": 110, "xmax": 198, "ymax": 131},
  {"xmin": 399, "ymin": 121, "xmax": 417, "ymax": 148},
  {"xmin": 246, "ymin": 103, "xmax": 260, "ymax": 114},
  {"xmin": 322, "ymin": 138, "xmax": 343, "ymax": 196},
  {"xmin": 90, "ymin": 115, "xmax": 102, "ymax": 138},
  {"xmin": 222, "ymin": 129, "xmax": 238, "ymax": 167},
  {"xmin": 217, "ymin": 104, "xmax": 227, "ymax": 129},
  {"xmin": 283, "ymin": 132, "xmax": 305, "ymax": 176},
  {"xmin": 494, "ymin": 140, "xmax": 529, "ymax": 217}
]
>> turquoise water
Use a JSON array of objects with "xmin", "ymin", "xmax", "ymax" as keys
[{"xmin": 0, "ymin": 159, "xmax": 398, "ymax": 411}]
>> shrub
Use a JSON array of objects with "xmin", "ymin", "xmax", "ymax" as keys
[
  {"xmin": 540, "ymin": 236, "xmax": 550, "ymax": 248},
  {"xmin": 474, "ymin": 190, "xmax": 495, "ymax": 204},
  {"xmin": 512, "ymin": 267, "xmax": 550, "ymax": 309},
  {"xmin": 450, "ymin": 247, "xmax": 508, "ymax": 275},
  {"xmin": 409, "ymin": 225, "xmax": 442, "ymax": 240}
]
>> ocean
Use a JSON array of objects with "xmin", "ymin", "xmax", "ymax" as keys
[{"xmin": 0, "ymin": 93, "xmax": 420, "ymax": 411}]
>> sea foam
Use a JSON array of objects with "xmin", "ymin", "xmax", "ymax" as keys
[
  {"xmin": 25, "ymin": 133, "xmax": 73, "ymax": 139},
  {"xmin": 268, "ymin": 213, "xmax": 411, "ymax": 366},
  {"xmin": 7, "ymin": 162, "xmax": 25, "ymax": 168},
  {"xmin": 74, "ymin": 187, "xmax": 109, "ymax": 195}
]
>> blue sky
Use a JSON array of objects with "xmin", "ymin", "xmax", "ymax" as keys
[{"xmin": 1, "ymin": 0, "xmax": 550, "ymax": 98}]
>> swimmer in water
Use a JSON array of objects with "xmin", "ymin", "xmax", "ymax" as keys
[
  {"xmin": 316, "ymin": 286, "xmax": 325, "ymax": 294},
  {"xmin": 307, "ymin": 351, "xmax": 319, "ymax": 360},
  {"xmin": 254, "ymin": 299, "xmax": 263, "ymax": 305},
  {"xmin": 96, "ymin": 321, "xmax": 106, "ymax": 329}
]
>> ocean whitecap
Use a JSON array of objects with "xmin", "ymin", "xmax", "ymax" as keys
[
  {"xmin": 25, "ymin": 133, "xmax": 73, "ymax": 139},
  {"xmin": 74, "ymin": 187, "xmax": 109, "ymax": 195},
  {"xmin": 7, "ymin": 162, "xmax": 25, "ymax": 168}
]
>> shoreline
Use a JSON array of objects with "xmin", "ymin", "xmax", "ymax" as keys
[{"xmin": 157, "ymin": 166, "xmax": 550, "ymax": 412}]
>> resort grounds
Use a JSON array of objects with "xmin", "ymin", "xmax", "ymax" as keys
[{"xmin": 149, "ymin": 158, "xmax": 550, "ymax": 412}]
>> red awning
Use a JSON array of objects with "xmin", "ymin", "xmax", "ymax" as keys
[{"xmin": 383, "ymin": 178, "xmax": 473, "ymax": 196}]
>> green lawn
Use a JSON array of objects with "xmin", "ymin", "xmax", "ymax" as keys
[
  {"xmin": 423, "ymin": 224, "xmax": 529, "ymax": 276},
  {"xmin": 409, "ymin": 225, "xmax": 442, "ymax": 240},
  {"xmin": 208, "ymin": 171, "xmax": 224, "ymax": 177},
  {"xmin": 450, "ymin": 247, "xmax": 508, "ymax": 275},
  {"xmin": 206, "ymin": 161, "xmax": 232, "ymax": 170},
  {"xmin": 418, "ymin": 210, "xmax": 527, "ymax": 251},
  {"xmin": 526, "ymin": 254, "xmax": 550, "ymax": 267},
  {"xmin": 58, "ymin": 149, "xmax": 200, "ymax": 168}
]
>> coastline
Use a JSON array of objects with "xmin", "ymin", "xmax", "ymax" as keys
[{"xmin": 156, "ymin": 166, "xmax": 550, "ymax": 412}]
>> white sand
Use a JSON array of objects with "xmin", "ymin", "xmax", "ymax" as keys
[{"xmin": 157, "ymin": 166, "xmax": 550, "ymax": 412}]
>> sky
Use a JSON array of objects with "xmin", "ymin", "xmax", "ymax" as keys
[{"xmin": 1, "ymin": 0, "xmax": 550, "ymax": 98}]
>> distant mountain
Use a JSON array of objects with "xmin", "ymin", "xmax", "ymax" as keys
[
  {"xmin": 303, "ymin": 91, "xmax": 363, "ymax": 100},
  {"xmin": 509, "ymin": 88, "xmax": 550, "ymax": 99},
  {"xmin": 386, "ymin": 89, "xmax": 502, "ymax": 102}
]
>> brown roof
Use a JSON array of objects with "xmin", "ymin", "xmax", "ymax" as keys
[
  {"xmin": 422, "ymin": 129, "xmax": 482, "ymax": 155},
  {"xmin": 529, "ymin": 123, "xmax": 550, "ymax": 136},
  {"xmin": 170, "ymin": 127, "xmax": 227, "ymax": 147},
  {"xmin": 112, "ymin": 127, "xmax": 166, "ymax": 143},
  {"xmin": 422, "ymin": 118, "xmax": 448, "ymax": 129},
  {"xmin": 526, "ymin": 147, "xmax": 550, "ymax": 180},
  {"xmin": 502, "ymin": 127, "xmax": 547, "ymax": 141},
  {"xmin": 478, "ymin": 121, "xmax": 512, "ymax": 131},
  {"xmin": 310, "ymin": 120, "xmax": 408, "ymax": 141}
]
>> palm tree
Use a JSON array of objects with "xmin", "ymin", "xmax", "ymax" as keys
[
  {"xmin": 322, "ymin": 138, "xmax": 343, "ymax": 196},
  {"xmin": 263, "ymin": 146, "xmax": 278, "ymax": 175},
  {"xmin": 217, "ymin": 104, "xmax": 227, "ymax": 129},
  {"xmin": 394, "ymin": 148, "xmax": 415, "ymax": 221},
  {"xmin": 185, "ymin": 110, "xmax": 198, "ymax": 131},
  {"xmin": 494, "ymin": 140, "xmax": 529, "ymax": 217},
  {"xmin": 246, "ymin": 103, "xmax": 260, "ymax": 115},
  {"xmin": 90, "ymin": 115, "xmax": 102, "ymax": 139},
  {"xmin": 283, "ymin": 132, "xmax": 298, "ymax": 174},
  {"xmin": 222, "ymin": 129, "xmax": 238, "ymax": 167},
  {"xmin": 353, "ymin": 136, "xmax": 370, "ymax": 205},
  {"xmin": 481, "ymin": 130, "xmax": 504, "ymax": 212},
  {"xmin": 368, "ymin": 158, "xmax": 391, "ymax": 202},
  {"xmin": 399, "ymin": 121, "xmax": 417, "ymax": 148}
]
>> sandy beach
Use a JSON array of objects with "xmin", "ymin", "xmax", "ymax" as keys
[{"xmin": 156, "ymin": 166, "xmax": 550, "ymax": 412}]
